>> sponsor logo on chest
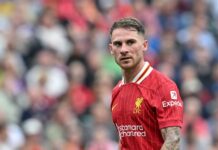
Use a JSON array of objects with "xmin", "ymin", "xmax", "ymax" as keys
[{"xmin": 116, "ymin": 124, "xmax": 146, "ymax": 138}]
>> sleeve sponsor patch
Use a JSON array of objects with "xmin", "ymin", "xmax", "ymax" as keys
[
  {"xmin": 162, "ymin": 91, "xmax": 182, "ymax": 108},
  {"xmin": 170, "ymin": 91, "xmax": 177, "ymax": 100}
]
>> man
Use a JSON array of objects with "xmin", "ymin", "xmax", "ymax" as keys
[{"xmin": 109, "ymin": 17, "xmax": 183, "ymax": 149}]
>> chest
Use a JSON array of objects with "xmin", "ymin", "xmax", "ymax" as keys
[{"xmin": 111, "ymin": 84, "xmax": 156, "ymax": 122}]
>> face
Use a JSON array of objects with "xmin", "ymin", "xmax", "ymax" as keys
[{"xmin": 109, "ymin": 28, "xmax": 148, "ymax": 70}]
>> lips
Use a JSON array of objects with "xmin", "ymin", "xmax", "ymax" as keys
[{"xmin": 120, "ymin": 57, "xmax": 131, "ymax": 61}]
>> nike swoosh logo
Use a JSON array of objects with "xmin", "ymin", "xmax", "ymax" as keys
[{"xmin": 112, "ymin": 103, "xmax": 118, "ymax": 111}]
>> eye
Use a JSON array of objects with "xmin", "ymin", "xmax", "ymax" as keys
[
  {"xmin": 126, "ymin": 39, "xmax": 135, "ymax": 46},
  {"xmin": 113, "ymin": 41, "xmax": 122, "ymax": 47}
]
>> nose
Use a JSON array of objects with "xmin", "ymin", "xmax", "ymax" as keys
[{"xmin": 120, "ymin": 44, "xmax": 128, "ymax": 54}]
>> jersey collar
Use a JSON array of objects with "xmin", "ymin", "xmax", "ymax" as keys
[{"xmin": 119, "ymin": 61, "xmax": 153, "ymax": 86}]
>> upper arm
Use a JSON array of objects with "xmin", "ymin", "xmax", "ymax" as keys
[
  {"xmin": 160, "ymin": 126, "xmax": 181, "ymax": 150},
  {"xmin": 156, "ymin": 82, "xmax": 183, "ymax": 129}
]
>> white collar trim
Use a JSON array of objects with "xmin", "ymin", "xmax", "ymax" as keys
[{"xmin": 119, "ymin": 62, "xmax": 153, "ymax": 86}]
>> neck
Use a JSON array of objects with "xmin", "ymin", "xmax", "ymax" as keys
[{"xmin": 123, "ymin": 61, "xmax": 145, "ymax": 83}]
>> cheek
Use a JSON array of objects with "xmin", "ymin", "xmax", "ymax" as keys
[
  {"xmin": 131, "ymin": 45, "xmax": 142, "ymax": 54},
  {"xmin": 111, "ymin": 48, "xmax": 119, "ymax": 56},
  {"xmin": 114, "ymin": 52, "xmax": 120, "ymax": 60},
  {"xmin": 131, "ymin": 47, "xmax": 144, "ymax": 59},
  {"xmin": 110, "ymin": 50, "xmax": 114, "ymax": 55}
]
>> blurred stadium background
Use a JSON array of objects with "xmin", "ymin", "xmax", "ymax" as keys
[{"xmin": 0, "ymin": 0, "xmax": 218, "ymax": 149}]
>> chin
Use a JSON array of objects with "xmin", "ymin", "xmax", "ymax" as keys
[{"xmin": 120, "ymin": 63, "xmax": 134, "ymax": 70}]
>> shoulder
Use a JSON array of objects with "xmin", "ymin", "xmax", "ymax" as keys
[
  {"xmin": 140, "ymin": 68, "xmax": 182, "ymax": 104},
  {"xmin": 112, "ymin": 80, "xmax": 122, "ymax": 91},
  {"xmin": 154, "ymin": 69, "xmax": 180, "ymax": 94},
  {"xmin": 152, "ymin": 69, "xmax": 176, "ymax": 85},
  {"xmin": 112, "ymin": 80, "xmax": 122, "ymax": 97},
  {"xmin": 141, "ymin": 68, "xmax": 177, "ymax": 90}
]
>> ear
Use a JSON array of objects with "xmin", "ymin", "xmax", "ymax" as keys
[
  {"xmin": 109, "ymin": 43, "xmax": 114, "ymax": 55},
  {"xmin": 143, "ymin": 40, "xmax": 148, "ymax": 52}
]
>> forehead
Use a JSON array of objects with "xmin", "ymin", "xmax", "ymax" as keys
[{"xmin": 111, "ymin": 28, "xmax": 143, "ymax": 42}]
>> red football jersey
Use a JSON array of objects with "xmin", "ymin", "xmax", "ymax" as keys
[{"xmin": 111, "ymin": 62, "xmax": 183, "ymax": 150}]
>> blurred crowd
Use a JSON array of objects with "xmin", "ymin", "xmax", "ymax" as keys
[{"xmin": 0, "ymin": 0, "xmax": 218, "ymax": 149}]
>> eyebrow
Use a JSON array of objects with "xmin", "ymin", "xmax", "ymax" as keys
[
  {"xmin": 112, "ymin": 38, "xmax": 136, "ymax": 43},
  {"xmin": 112, "ymin": 41, "xmax": 121, "ymax": 44},
  {"xmin": 126, "ymin": 39, "xmax": 136, "ymax": 42}
]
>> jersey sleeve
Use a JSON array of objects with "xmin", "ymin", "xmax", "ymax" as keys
[{"xmin": 156, "ymin": 82, "xmax": 183, "ymax": 129}]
